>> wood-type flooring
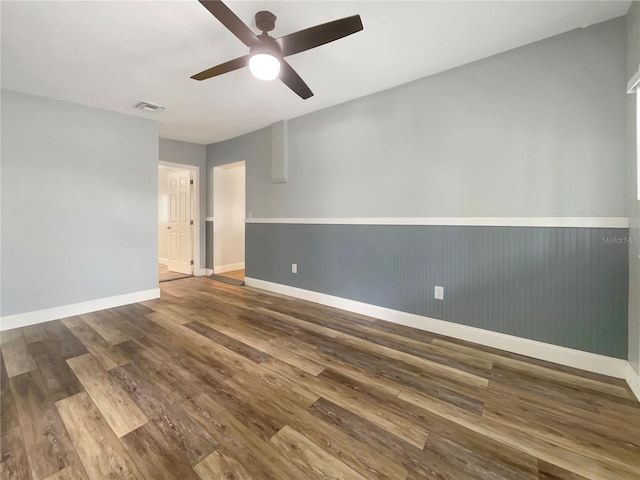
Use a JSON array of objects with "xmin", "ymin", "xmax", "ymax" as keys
[{"xmin": 1, "ymin": 276, "xmax": 639, "ymax": 479}]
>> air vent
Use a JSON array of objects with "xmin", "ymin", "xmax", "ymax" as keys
[{"xmin": 134, "ymin": 101, "xmax": 166, "ymax": 113}]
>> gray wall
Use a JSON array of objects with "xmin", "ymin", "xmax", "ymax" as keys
[
  {"xmin": 247, "ymin": 224, "xmax": 629, "ymax": 358},
  {"xmin": 159, "ymin": 138, "xmax": 207, "ymax": 271},
  {"xmin": 206, "ymin": 18, "xmax": 631, "ymax": 359},
  {"xmin": 627, "ymin": 1, "xmax": 640, "ymax": 377},
  {"xmin": 208, "ymin": 18, "xmax": 627, "ymax": 219},
  {"xmin": 1, "ymin": 90, "xmax": 158, "ymax": 316}
]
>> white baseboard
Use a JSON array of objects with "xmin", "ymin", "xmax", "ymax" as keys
[
  {"xmin": 194, "ymin": 268, "xmax": 207, "ymax": 277},
  {"xmin": 214, "ymin": 262, "xmax": 245, "ymax": 274},
  {"xmin": 158, "ymin": 257, "xmax": 168, "ymax": 266},
  {"xmin": 626, "ymin": 363, "xmax": 640, "ymax": 401},
  {"xmin": 0, "ymin": 288, "xmax": 161, "ymax": 331},
  {"xmin": 205, "ymin": 268, "xmax": 214, "ymax": 276},
  {"xmin": 244, "ymin": 277, "xmax": 628, "ymax": 380}
]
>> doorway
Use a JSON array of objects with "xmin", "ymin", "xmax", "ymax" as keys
[
  {"xmin": 212, "ymin": 161, "xmax": 245, "ymax": 284},
  {"xmin": 158, "ymin": 163, "xmax": 199, "ymax": 282}
]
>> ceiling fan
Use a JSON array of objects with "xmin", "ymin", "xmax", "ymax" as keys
[{"xmin": 191, "ymin": 0, "xmax": 363, "ymax": 99}]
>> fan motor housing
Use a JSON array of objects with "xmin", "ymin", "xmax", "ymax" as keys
[{"xmin": 255, "ymin": 11, "xmax": 277, "ymax": 32}]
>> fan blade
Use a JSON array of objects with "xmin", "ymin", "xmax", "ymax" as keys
[
  {"xmin": 191, "ymin": 55, "xmax": 250, "ymax": 81},
  {"xmin": 197, "ymin": 0, "xmax": 259, "ymax": 47},
  {"xmin": 280, "ymin": 61, "xmax": 313, "ymax": 99},
  {"xmin": 277, "ymin": 15, "xmax": 363, "ymax": 57}
]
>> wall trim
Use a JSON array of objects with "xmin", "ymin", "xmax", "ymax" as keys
[
  {"xmin": 205, "ymin": 268, "xmax": 214, "ymax": 276},
  {"xmin": 0, "ymin": 288, "xmax": 161, "ymax": 331},
  {"xmin": 158, "ymin": 257, "xmax": 168, "ymax": 266},
  {"xmin": 244, "ymin": 277, "xmax": 628, "ymax": 379},
  {"xmin": 627, "ymin": 363, "xmax": 640, "ymax": 402},
  {"xmin": 206, "ymin": 217, "xmax": 215, "ymax": 222},
  {"xmin": 245, "ymin": 217, "xmax": 629, "ymax": 228},
  {"xmin": 215, "ymin": 262, "xmax": 245, "ymax": 274},
  {"xmin": 194, "ymin": 268, "xmax": 207, "ymax": 277}
]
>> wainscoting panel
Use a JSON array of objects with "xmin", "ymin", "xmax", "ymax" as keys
[
  {"xmin": 248, "ymin": 224, "xmax": 444, "ymax": 319},
  {"xmin": 245, "ymin": 223, "xmax": 629, "ymax": 358},
  {"xmin": 440, "ymin": 226, "xmax": 628, "ymax": 358}
]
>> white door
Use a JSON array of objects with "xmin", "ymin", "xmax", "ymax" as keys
[{"xmin": 167, "ymin": 170, "xmax": 192, "ymax": 275}]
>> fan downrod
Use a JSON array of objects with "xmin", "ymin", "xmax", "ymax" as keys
[{"xmin": 255, "ymin": 11, "xmax": 276, "ymax": 33}]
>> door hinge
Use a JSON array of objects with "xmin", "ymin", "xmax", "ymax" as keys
[
  {"xmin": 190, "ymin": 220, "xmax": 194, "ymax": 225},
  {"xmin": 190, "ymin": 260, "xmax": 194, "ymax": 266},
  {"xmin": 190, "ymin": 179, "xmax": 194, "ymax": 185}
]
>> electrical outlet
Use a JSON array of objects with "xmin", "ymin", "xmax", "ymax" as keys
[
  {"xmin": 291, "ymin": 263, "xmax": 298, "ymax": 274},
  {"xmin": 434, "ymin": 286, "xmax": 444, "ymax": 300}
]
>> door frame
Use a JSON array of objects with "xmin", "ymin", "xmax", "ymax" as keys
[{"xmin": 159, "ymin": 161, "xmax": 201, "ymax": 275}]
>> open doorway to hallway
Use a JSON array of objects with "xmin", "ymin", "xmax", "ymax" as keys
[
  {"xmin": 158, "ymin": 163, "xmax": 197, "ymax": 282},
  {"xmin": 212, "ymin": 161, "xmax": 245, "ymax": 284}
]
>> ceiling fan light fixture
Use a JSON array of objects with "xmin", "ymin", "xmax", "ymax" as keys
[
  {"xmin": 249, "ymin": 53, "xmax": 281, "ymax": 80},
  {"xmin": 190, "ymin": 1, "xmax": 363, "ymax": 98}
]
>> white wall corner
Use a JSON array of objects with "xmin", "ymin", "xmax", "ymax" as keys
[
  {"xmin": 0, "ymin": 288, "xmax": 160, "ymax": 331},
  {"xmin": 626, "ymin": 363, "xmax": 640, "ymax": 402},
  {"xmin": 244, "ymin": 277, "xmax": 629, "ymax": 380}
]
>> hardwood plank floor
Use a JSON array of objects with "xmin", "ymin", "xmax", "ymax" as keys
[
  {"xmin": 55, "ymin": 392, "xmax": 140, "ymax": 479},
  {"xmin": 66, "ymin": 354, "xmax": 148, "ymax": 438},
  {"xmin": 194, "ymin": 450, "xmax": 255, "ymax": 480},
  {"xmin": 1, "ymin": 334, "xmax": 37, "ymax": 378},
  {"xmin": 1, "ymin": 276, "xmax": 639, "ymax": 480},
  {"xmin": 219, "ymin": 269, "xmax": 245, "ymax": 281},
  {"xmin": 159, "ymin": 264, "xmax": 192, "ymax": 282}
]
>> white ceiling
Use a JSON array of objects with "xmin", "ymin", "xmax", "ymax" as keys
[{"xmin": 1, "ymin": 0, "xmax": 631, "ymax": 145}]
